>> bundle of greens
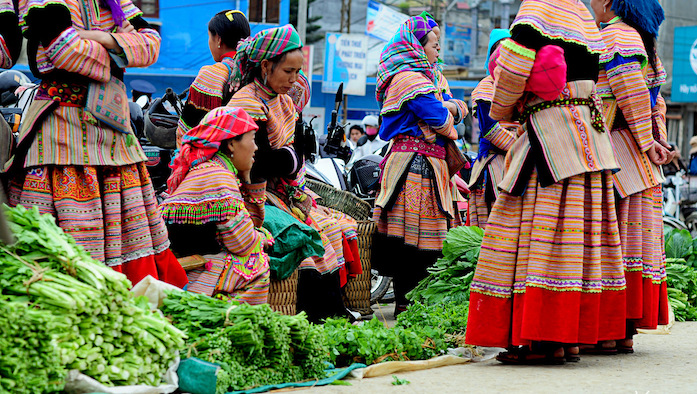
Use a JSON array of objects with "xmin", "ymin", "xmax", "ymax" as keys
[
  {"xmin": 407, "ymin": 226, "xmax": 483, "ymax": 305},
  {"xmin": 161, "ymin": 290, "xmax": 328, "ymax": 393},
  {"xmin": 0, "ymin": 205, "xmax": 186, "ymax": 392},
  {"xmin": 324, "ymin": 301, "xmax": 470, "ymax": 367},
  {"xmin": 663, "ymin": 228, "xmax": 697, "ymax": 321},
  {"xmin": 666, "ymin": 263, "xmax": 697, "ymax": 321}
]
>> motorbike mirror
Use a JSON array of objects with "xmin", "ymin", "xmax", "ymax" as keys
[{"xmin": 334, "ymin": 83, "xmax": 343, "ymax": 112}]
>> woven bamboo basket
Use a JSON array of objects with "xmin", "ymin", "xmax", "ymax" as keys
[
  {"xmin": 268, "ymin": 269, "xmax": 298, "ymax": 316},
  {"xmin": 306, "ymin": 179, "xmax": 374, "ymax": 316}
]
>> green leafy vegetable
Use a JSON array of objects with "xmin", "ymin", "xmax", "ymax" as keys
[
  {"xmin": 161, "ymin": 290, "xmax": 328, "ymax": 393},
  {"xmin": 407, "ymin": 226, "xmax": 483, "ymax": 305},
  {"xmin": 0, "ymin": 205, "xmax": 185, "ymax": 391},
  {"xmin": 392, "ymin": 375, "xmax": 410, "ymax": 385}
]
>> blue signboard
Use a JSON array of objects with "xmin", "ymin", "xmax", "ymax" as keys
[
  {"xmin": 322, "ymin": 33, "xmax": 368, "ymax": 96},
  {"xmin": 443, "ymin": 23, "xmax": 471, "ymax": 67},
  {"xmin": 672, "ymin": 25, "xmax": 697, "ymax": 103}
]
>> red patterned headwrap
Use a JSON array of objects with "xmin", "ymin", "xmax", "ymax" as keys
[{"xmin": 168, "ymin": 107, "xmax": 258, "ymax": 192}]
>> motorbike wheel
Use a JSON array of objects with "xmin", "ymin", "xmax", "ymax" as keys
[
  {"xmin": 380, "ymin": 287, "xmax": 395, "ymax": 303},
  {"xmin": 663, "ymin": 215, "xmax": 687, "ymax": 232},
  {"xmin": 684, "ymin": 211, "xmax": 697, "ymax": 237},
  {"xmin": 370, "ymin": 269, "xmax": 392, "ymax": 304}
]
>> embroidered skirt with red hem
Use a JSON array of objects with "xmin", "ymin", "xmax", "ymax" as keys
[
  {"xmin": 9, "ymin": 163, "xmax": 188, "ymax": 288},
  {"xmin": 465, "ymin": 170, "xmax": 627, "ymax": 347},
  {"xmin": 616, "ymin": 186, "xmax": 670, "ymax": 329}
]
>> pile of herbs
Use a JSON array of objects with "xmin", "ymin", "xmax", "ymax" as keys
[
  {"xmin": 407, "ymin": 226, "xmax": 484, "ymax": 305},
  {"xmin": 664, "ymin": 228, "xmax": 697, "ymax": 321},
  {"xmin": 0, "ymin": 205, "xmax": 186, "ymax": 393},
  {"xmin": 324, "ymin": 301, "xmax": 470, "ymax": 367},
  {"xmin": 161, "ymin": 290, "xmax": 328, "ymax": 394}
]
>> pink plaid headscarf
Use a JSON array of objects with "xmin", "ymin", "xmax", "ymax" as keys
[{"xmin": 168, "ymin": 107, "xmax": 258, "ymax": 192}]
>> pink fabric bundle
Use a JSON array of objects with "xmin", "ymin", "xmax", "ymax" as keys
[{"xmin": 525, "ymin": 45, "xmax": 567, "ymax": 101}]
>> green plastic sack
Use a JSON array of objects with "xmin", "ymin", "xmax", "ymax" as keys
[
  {"xmin": 262, "ymin": 205, "xmax": 324, "ymax": 279},
  {"xmin": 177, "ymin": 357, "xmax": 219, "ymax": 394}
]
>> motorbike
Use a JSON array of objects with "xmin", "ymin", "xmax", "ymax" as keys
[{"xmin": 136, "ymin": 88, "xmax": 186, "ymax": 200}]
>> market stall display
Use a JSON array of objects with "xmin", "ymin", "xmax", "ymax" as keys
[
  {"xmin": 161, "ymin": 290, "xmax": 327, "ymax": 393},
  {"xmin": 406, "ymin": 226, "xmax": 483, "ymax": 305},
  {"xmin": 664, "ymin": 228, "xmax": 697, "ymax": 321},
  {"xmin": 0, "ymin": 205, "xmax": 185, "ymax": 392}
]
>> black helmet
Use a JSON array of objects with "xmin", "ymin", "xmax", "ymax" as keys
[
  {"xmin": 128, "ymin": 102, "xmax": 145, "ymax": 140},
  {"xmin": 349, "ymin": 154, "xmax": 382, "ymax": 198},
  {"xmin": 0, "ymin": 70, "xmax": 30, "ymax": 95},
  {"xmin": 0, "ymin": 70, "xmax": 31, "ymax": 106},
  {"xmin": 144, "ymin": 98, "xmax": 178, "ymax": 149}
]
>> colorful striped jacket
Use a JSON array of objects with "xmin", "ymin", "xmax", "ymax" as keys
[
  {"xmin": 15, "ymin": 0, "xmax": 160, "ymax": 167},
  {"xmin": 0, "ymin": 0, "xmax": 21, "ymax": 69},
  {"xmin": 375, "ymin": 71, "xmax": 458, "ymax": 217},
  {"xmin": 596, "ymin": 18, "xmax": 667, "ymax": 198},
  {"xmin": 489, "ymin": 0, "xmax": 619, "ymax": 194},
  {"xmin": 176, "ymin": 55, "xmax": 236, "ymax": 148},
  {"xmin": 468, "ymin": 75, "xmax": 518, "ymax": 197}
]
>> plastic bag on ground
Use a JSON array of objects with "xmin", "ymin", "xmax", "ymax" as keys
[{"xmin": 63, "ymin": 357, "xmax": 180, "ymax": 394}]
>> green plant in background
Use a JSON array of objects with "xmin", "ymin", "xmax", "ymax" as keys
[{"xmin": 664, "ymin": 228, "xmax": 697, "ymax": 321}]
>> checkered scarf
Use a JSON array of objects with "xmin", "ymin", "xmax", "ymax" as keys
[
  {"xmin": 376, "ymin": 16, "xmax": 434, "ymax": 105},
  {"xmin": 168, "ymin": 107, "xmax": 258, "ymax": 192},
  {"xmin": 233, "ymin": 24, "xmax": 303, "ymax": 88}
]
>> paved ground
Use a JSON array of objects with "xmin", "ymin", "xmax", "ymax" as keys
[{"xmin": 308, "ymin": 308, "xmax": 697, "ymax": 394}]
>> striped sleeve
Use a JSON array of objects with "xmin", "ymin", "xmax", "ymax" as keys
[
  {"xmin": 0, "ymin": 1, "xmax": 21, "ymax": 69},
  {"xmin": 110, "ymin": 28, "xmax": 161, "ymax": 68},
  {"xmin": 44, "ymin": 26, "xmax": 111, "ymax": 82},
  {"xmin": 604, "ymin": 54, "xmax": 653, "ymax": 152},
  {"xmin": 240, "ymin": 181, "xmax": 267, "ymax": 228},
  {"xmin": 406, "ymin": 93, "xmax": 456, "ymax": 139},
  {"xmin": 485, "ymin": 122, "xmax": 517, "ymax": 152},
  {"xmin": 0, "ymin": 34, "xmax": 9, "ymax": 69},
  {"xmin": 216, "ymin": 208, "xmax": 264, "ymax": 257},
  {"xmin": 652, "ymin": 93, "xmax": 667, "ymax": 142},
  {"xmin": 490, "ymin": 38, "xmax": 536, "ymax": 121}
]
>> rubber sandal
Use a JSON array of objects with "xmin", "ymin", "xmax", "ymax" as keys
[
  {"xmin": 578, "ymin": 344, "xmax": 618, "ymax": 355},
  {"xmin": 616, "ymin": 345, "xmax": 634, "ymax": 354},
  {"xmin": 565, "ymin": 353, "xmax": 581, "ymax": 362},
  {"xmin": 495, "ymin": 347, "xmax": 566, "ymax": 365}
]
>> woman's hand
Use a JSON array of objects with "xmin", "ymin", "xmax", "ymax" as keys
[
  {"xmin": 77, "ymin": 28, "xmax": 123, "ymax": 53},
  {"xmin": 443, "ymin": 101, "xmax": 458, "ymax": 117},
  {"xmin": 646, "ymin": 141, "xmax": 670, "ymax": 165},
  {"xmin": 657, "ymin": 139, "xmax": 677, "ymax": 163},
  {"xmin": 116, "ymin": 20, "xmax": 136, "ymax": 34}
]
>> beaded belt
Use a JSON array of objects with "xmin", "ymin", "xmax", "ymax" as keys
[
  {"xmin": 391, "ymin": 135, "xmax": 446, "ymax": 160},
  {"xmin": 35, "ymin": 80, "xmax": 88, "ymax": 107},
  {"xmin": 519, "ymin": 95, "xmax": 606, "ymax": 133}
]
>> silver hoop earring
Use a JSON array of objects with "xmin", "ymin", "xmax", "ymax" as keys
[
  {"xmin": 263, "ymin": 74, "xmax": 268, "ymax": 85},
  {"xmin": 218, "ymin": 45, "xmax": 221, "ymax": 48},
  {"xmin": 603, "ymin": 6, "xmax": 606, "ymax": 13}
]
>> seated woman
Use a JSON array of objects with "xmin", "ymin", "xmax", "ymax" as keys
[
  {"xmin": 175, "ymin": 10, "xmax": 251, "ymax": 148},
  {"xmin": 161, "ymin": 107, "xmax": 272, "ymax": 304}
]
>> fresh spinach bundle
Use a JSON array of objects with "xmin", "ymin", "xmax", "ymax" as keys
[{"xmin": 407, "ymin": 226, "xmax": 484, "ymax": 305}]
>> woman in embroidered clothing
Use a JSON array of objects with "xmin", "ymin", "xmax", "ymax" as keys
[
  {"xmin": 588, "ymin": 0, "xmax": 672, "ymax": 354},
  {"xmin": 161, "ymin": 107, "xmax": 272, "ymax": 304},
  {"xmin": 464, "ymin": 0, "xmax": 628, "ymax": 364},
  {"xmin": 0, "ymin": 0, "xmax": 21, "ymax": 69},
  {"xmin": 175, "ymin": 10, "xmax": 250, "ymax": 148},
  {"xmin": 372, "ymin": 16, "xmax": 466, "ymax": 317},
  {"xmin": 9, "ymin": 0, "xmax": 188, "ymax": 288},
  {"xmin": 468, "ymin": 29, "xmax": 519, "ymax": 229},
  {"xmin": 227, "ymin": 25, "xmax": 356, "ymax": 321}
]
